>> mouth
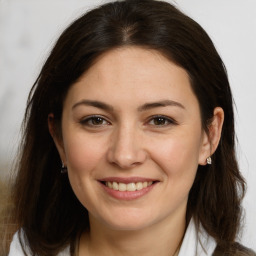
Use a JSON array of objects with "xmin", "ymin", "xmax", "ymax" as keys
[
  {"xmin": 102, "ymin": 180, "xmax": 154, "ymax": 192},
  {"xmin": 98, "ymin": 177, "xmax": 160, "ymax": 200},
  {"xmin": 98, "ymin": 177, "xmax": 159, "ymax": 200}
]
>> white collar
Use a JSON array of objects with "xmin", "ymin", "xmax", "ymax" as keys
[
  {"xmin": 178, "ymin": 218, "xmax": 216, "ymax": 256},
  {"xmin": 9, "ymin": 219, "xmax": 216, "ymax": 256}
]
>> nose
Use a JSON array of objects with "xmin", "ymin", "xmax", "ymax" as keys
[{"xmin": 107, "ymin": 125, "xmax": 147, "ymax": 169}]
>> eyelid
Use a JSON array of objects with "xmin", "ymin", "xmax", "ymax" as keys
[
  {"xmin": 79, "ymin": 114, "xmax": 177, "ymax": 127},
  {"xmin": 146, "ymin": 115, "xmax": 178, "ymax": 126},
  {"xmin": 79, "ymin": 115, "xmax": 111, "ymax": 126}
]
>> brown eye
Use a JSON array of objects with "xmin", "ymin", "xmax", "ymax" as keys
[
  {"xmin": 80, "ymin": 116, "xmax": 110, "ymax": 126},
  {"xmin": 91, "ymin": 117, "xmax": 105, "ymax": 125},
  {"xmin": 153, "ymin": 117, "xmax": 168, "ymax": 125},
  {"xmin": 148, "ymin": 115, "xmax": 176, "ymax": 127}
]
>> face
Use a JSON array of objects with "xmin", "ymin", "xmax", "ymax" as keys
[{"xmin": 53, "ymin": 47, "xmax": 211, "ymax": 231}]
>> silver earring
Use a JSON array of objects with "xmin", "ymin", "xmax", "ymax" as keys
[
  {"xmin": 61, "ymin": 162, "xmax": 67, "ymax": 173},
  {"xmin": 206, "ymin": 156, "xmax": 212, "ymax": 165}
]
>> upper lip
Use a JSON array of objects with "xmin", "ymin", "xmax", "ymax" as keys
[{"xmin": 99, "ymin": 177, "xmax": 158, "ymax": 184}]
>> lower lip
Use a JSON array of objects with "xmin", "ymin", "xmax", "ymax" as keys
[{"xmin": 99, "ymin": 182, "xmax": 156, "ymax": 200}]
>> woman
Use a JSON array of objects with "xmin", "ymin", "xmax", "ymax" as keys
[{"xmin": 7, "ymin": 0, "xmax": 255, "ymax": 255}]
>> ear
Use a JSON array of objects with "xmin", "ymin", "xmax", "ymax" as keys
[
  {"xmin": 48, "ymin": 113, "xmax": 67, "ymax": 165},
  {"xmin": 198, "ymin": 107, "xmax": 224, "ymax": 165}
]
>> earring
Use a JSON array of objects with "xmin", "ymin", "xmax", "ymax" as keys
[
  {"xmin": 206, "ymin": 156, "xmax": 212, "ymax": 165},
  {"xmin": 61, "ymin": 162, "xmax": 67, "ymax": 173}
]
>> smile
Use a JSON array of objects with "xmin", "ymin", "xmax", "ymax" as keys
[
  {"xmin": 99, "ymin": 178, "xmax": 158, "ymax": 200},
  {"xmin": 104, "ymin": 181, "xmax": 153, "ymax": 192}
]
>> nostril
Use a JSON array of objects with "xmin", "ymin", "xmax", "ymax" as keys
[{"xmin": 106, "ymin": 139, "xmax": 147, "ymax": 169}]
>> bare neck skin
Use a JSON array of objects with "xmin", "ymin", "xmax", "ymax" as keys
[{"xmin": 78, "ymin": 201, "xmax": 186, "ymax": 256}]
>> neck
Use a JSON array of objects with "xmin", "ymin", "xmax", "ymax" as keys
[{"xmin": 79, "ymin": 203, "xmax": 187, "ymax": 256}]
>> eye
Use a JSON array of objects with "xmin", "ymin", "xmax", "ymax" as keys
[
  {"xmin": 147, "ymin": 115, "xmax": 177, "ymax": 127},
  {"xmin": 80, "ymin": 115, "xmax": 110, "ymax": 127}
]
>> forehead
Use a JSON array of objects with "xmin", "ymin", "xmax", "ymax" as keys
[
  {"xmin": 85, "ymin": 47, "xmax": 187, "ymax": 81},
  {"xmin": 65, "ymin": 46, "xmax": 199, "ymax": 111}
]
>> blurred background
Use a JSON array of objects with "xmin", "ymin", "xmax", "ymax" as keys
[{"xmin": 0, "ymin": 0, "xmax": 255, "ymax": 250}]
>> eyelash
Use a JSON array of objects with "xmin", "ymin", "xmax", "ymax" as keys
[
  {"xmin": 79, "ymin": 115, "xmax": 177, "ymax": 128},
  {"xmin": 147, "ymin": 115, "xmax": 177, "ymax": 127},
  {"xmin": 80, "ymin": 115, "xmax": 110, "ymax": 127}
]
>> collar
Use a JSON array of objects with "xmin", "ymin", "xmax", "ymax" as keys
[{"xmin": 178, "ymin": 218, "xmax": 216, "ymax": 256}]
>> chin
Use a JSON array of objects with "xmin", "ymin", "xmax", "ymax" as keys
[
  {"xmin": 96, "ymin": 211, "xmax": 158, "ymax": 232},
  {"xmin": 106, "ymin": 220, "xmax": 153, "ymax": 231}
]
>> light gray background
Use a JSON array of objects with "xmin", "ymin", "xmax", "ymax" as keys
[{"xmin": 0, "ymin": 0, "xmax": 255, "ymax": 250}]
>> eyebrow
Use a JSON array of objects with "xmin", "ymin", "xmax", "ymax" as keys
[
  {"xmin": 137, "ymin": 100, "xmax": 185, "ymax": 111},
  {"xmin": 72, "ymin": 99, "xmax": 185, "ymax": 112},
  {"xmin": 72, "ymin": 100, "xmax": 114, "ymax": 111}
]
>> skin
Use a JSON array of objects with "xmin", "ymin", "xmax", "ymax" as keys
[{"xmin": 49, "ymin": 47, "xmax": 224, "ymax": 256}]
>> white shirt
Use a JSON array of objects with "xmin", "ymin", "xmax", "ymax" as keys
[
  {"xmin": 9, "ymin": 219, "xmax": 216, "ymax": 256},
  {"xmin": 178, "ymin": 219, "xmax": 216, "ymax": 255}
]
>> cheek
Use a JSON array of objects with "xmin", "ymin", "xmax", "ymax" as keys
[
  {"xmin": 152, "ymin": 136, "xmax": 201, "ymax": 207},
  {"xmin": 150, "ymin": 132, "xmax": 202, "ymax": 178},
  {"xmin": 63, "ymin": 132, "xmax": 106, "ymax": 175},
  {"xmin": 62, "ymin": 133, "xmax": 107, "ymax": 209}
]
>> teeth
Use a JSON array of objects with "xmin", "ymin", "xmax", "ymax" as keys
[
  {"xmin": 113, "ymin": 182, "xmax": 118, "ymax": 190},
  {"xmin": 106, "ymin": 181, "xmax": 113, "ymax": 189},
  {"xmin": 127, "ymin": 183, "xmax": 136, "ymax": 191},
  {"xmin": 118, "ymin": 183, "xmax": 126, "ymax": 191},
  {"xmin": 105, "ymin": 181, "xmax": 154, "ymax": 191},
  {"xmin": 136, "ymin": 182, "xmax": 143, "ymax": 190}
]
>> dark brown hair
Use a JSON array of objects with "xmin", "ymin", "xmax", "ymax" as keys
[{"xmin": 8, "ymin": 0, "xmax": 253, "ymax": 255}]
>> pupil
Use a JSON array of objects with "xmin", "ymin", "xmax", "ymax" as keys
[
  {"xmin": 154, "ymin": 118, "xmax": 165, "ymax": 125},
  {"xmin": 92, "ymin": 117, "xmax": 103, "ymax": 125}
]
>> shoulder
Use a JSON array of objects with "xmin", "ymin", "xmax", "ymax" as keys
[
  {"xmin": 179, "ymin": 218, "xmax": 256, "ymax": 256},
  {"xmin": 8, "ymin": 230, "xmax": 71, "ymax": 256},
  {"xmin": 213, "ymin": 242, "xmax": 256, "ymax": 256},
  {"xmin": 8, "ymin": 231, "xmax": 27, "ymax": 256},
  {"xmin": 178, "ymin": 218, "xmax": 217, "ymax": 255}
]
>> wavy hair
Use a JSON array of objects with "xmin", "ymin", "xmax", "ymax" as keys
[{"xmin": 8, "ymin": 0, "xmax": 252, "ymax": 255}]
